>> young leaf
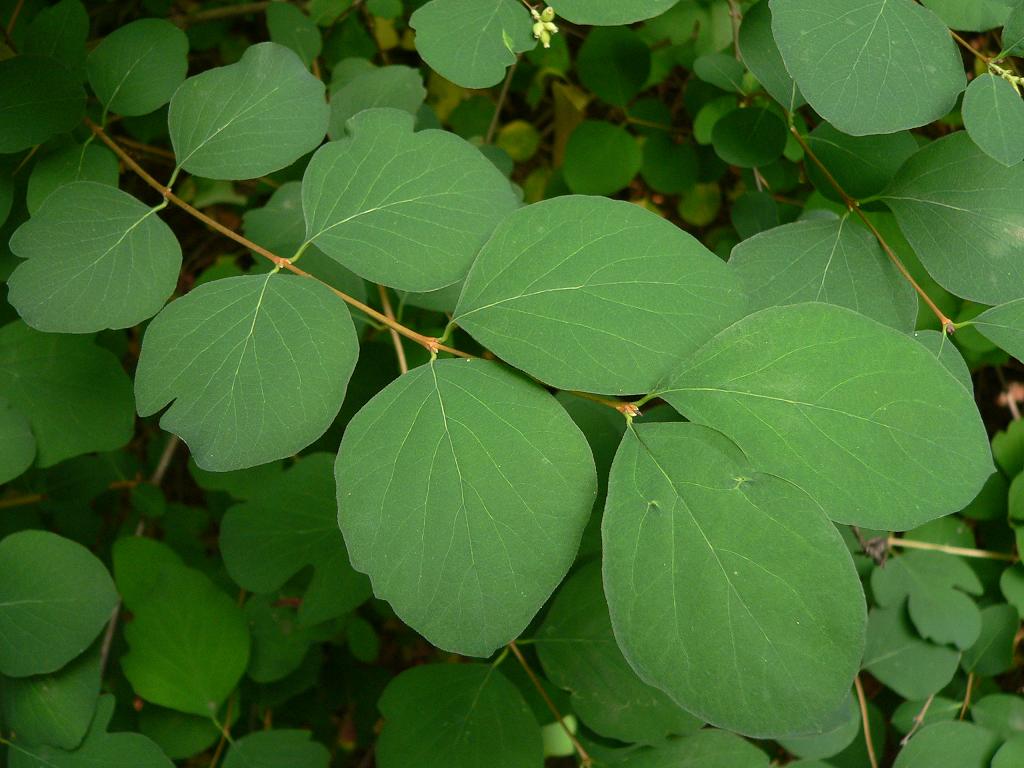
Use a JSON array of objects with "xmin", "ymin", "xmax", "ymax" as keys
[
  {"xmin": 25, "ymin": 143, "xmax": 119, "ymax": 215},
  {"xmin": 135, "ymin": 274, "xmax": 358, "ymax": 472},
  {"xmin": 86, "ymin": 19, "xmax": 189, "ymax": 117},
  {"xmin": 409, "ymin": 0, "xmax": 534, "ymax": 89},
  {"xmin": 223, "ymin": 730, "xmax": 329, "ymax": 768},
  {"xmin": 739, "ymin": 0, "xmax": 804, "ymax": 108},
  {"xmin": 603, "ymin": 423, "xmax": 865, "ymax": 737},
  {"xmin": 335, "ymin": 359, "xmax": 597, "ymax": 656},
  {"xmin": 612, "ymin": 729, "xmax": 771, "ymax": 768},
  {"xmin": 963, "ymin": 74, "xmax": 1024, "ymax": 167},
  {"xmin": 301, "ymin": 108, "xmax": 517, "ymax": 292},
  {"xmin": 883, "ymin": 131, "xmax": 1024, "ymax": 304},
  {"xmin": 220, "ymin": 454, "xmax": 371, "ymax": 626},
  {"xmin": 0, "ymin": 56, "xmax": 85, "ymax": 153},
  {"xmin": 9, "ymin": 183, "xmax": 181, "ymax": 333},
  {"xmin": 7, "ymin": 695, "xmax": 174, "ymax": 768},
  {"xmin": 770, "ymin": 0, "xmax": 965, "ymax": 135},
  {"xmin": 0, "ymin": 646, "xmax": 100, "ymax": 750},
  {"xmin": 454, "ymin": 195, "xmax": 747, "ymax": 395},
  {"xmin": 536, "ymin": 561, "xmax": 703, "ymax": 745},
  {"xmin": 892, "ymin": 721, "xmax": 1000, "ymax": 768},
  {"xmin": 327, "ymin": 65, "xmax": 426, "ymax": 138},
  {"xmin": 266, "ymin": 3, "xmax": 322, "ymax": 68},
  {"xmin": 657, "ymin": 303, "xmax": 992, "ymax": 530},
  {"xmin": 376, "ymin": 664, "xmax": 543, "ymax": 768},
  {"xmin": 0, "ymin": 398, "xmax": 34, "ymax": 485},
  {"xmin": 554, "ymin": 0, "xmax": 682, "ymax": 25},
  {"xmin": 0, "ymin": 531, "xmax": 117, "ymax": 678},
  {"xmin": 121, "ymin": 562, "xmax": 250, "ymax": 717},
  {"xmin": 728, "ymin": 217, "xmax": 917, "ymax": 330},
  {"xmin": 168, "ymin": 42, "xmax": 328, "ymax": 180},
  {"xmin": 0, "ymin": 322, "xmax": 134, "ymax": 467},
  {"xmin": 862, "ymin": 605, "xmax": 959, "ymax": 700}
]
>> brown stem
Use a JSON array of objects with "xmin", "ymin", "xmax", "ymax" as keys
[
  {"xmin": 950, "ymin": 29, "xmax": 991, "ymax": 64},
  {"xmin": 208, "ymin": 696, "xmax": 236, "ymax": 768},
  {"xmin": 5, "ymin": 0, "xmax": 24, "ymax": 36},
  {"xmin": 566, "ymin": 390, "xmax": 640, "ymax": 417},
  {"xmin": 789, "ymin": 126, "xmax": 955, "ymax": 333},
  {"xmin": 854, "ymin": 676, "xmax": 879, "ymax": 768},
  {"xmin": 959, "ymin": 672, "xmax": 975, "ymax": 719},
  {"xmin": 508, "ymin": 641, "xmax": 591, "ymax": 767},
  {"xmin": 888, "ymin": 536, "xmax": 1017, "ymax": 562},
  {"xmin": 727, "ymin": 0, "xmax": 742, "ymax": 59},
  {"xmin": 170, "ymin": 1, "xmax": 270, "ymax": 27},
  {"xmin": 900, "ymin": 693, "xmax": 935, "ymax": 745},
  {"xmin": 86, "ymin": 118, "xmax": 470, "ymax": 359},
  {"xmin": 377, "ymin": 285, "xmax": 408, "ymax": 374},
  {"xmin": 486, "ymin": 59, "xmax": 519, "ymax": 145}
]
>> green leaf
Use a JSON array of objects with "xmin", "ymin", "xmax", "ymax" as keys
[
  {"xmin": 603, "ymin": 422, "xmax": 865, "ymax": 737},
  {"xmin": 454, "ymin": 195, "xmax": 746, "ymax": 395},
  {"xmin": 266, "ymin": 3, "xmax": 322, "ymax": 67},
  {"xmin": 327, "ymin": 65, "xmax": 425, "ymax": 138},
  {"xmin": 244, "ymin": 596, "xmax": 320, "ymax": 683},
  {"xmin": 641, "ymin": 133, "xmax": 698, "ymax": 195},
  {"xmin": 168, "ymin": 42, "xmax": 328, "ymax": 180},
  {"xmin": 0, "ymin": 645, "xmax": 100, "ymax": 750},
  {"xmin": 871, "ymin": 551, "xmax": 983, "ymax": 649},
  {"xmin": 711, "ymin": 107, "xmax": 787, "ymax": 168},
  {"xmin": 0, "ymin": 56, "xmax": 85, "ymax": 153},
  {"xmin": 563, "ymin": 120, "xmax": 641, "ymax": 195},
  {"xmin": 994, "ymin": 735, "xmax": 1024, "ymax": 768},
  {"xmin": 770, "ymin": 0, "xmax": 965, "ymax": 135},
  {"xmin": 739, "ymin": 0, "xmax": 804, "ymax": 108},
  {"xmin": 611, "ymin": 729, "xmax": 771, "ymax": 768},
  {"xmin": 223, "ymin": 730, "xmax": 330, "ymax": 768},
  {"xmin": 9, "ymin": 183, "xmax": 181, "ymax": 333},
  {"xmin": 220, "ymin": 453, "xmax": 371, "ymax": 626},
  {"xmin": 0, "ymin": 322, "xmax": 134, "ymax": 467},
  {"xmin": 883, "ymin": 132, "xmax": 1024, "ymax": 304},
  {"xmin": 409, "ymin": 0, "xmax": 535, "ymax": 89},
  {"xmin": 137, "ymin": 706, "xmax": 223, "ymax": 761},
  {"xmin": 963, "ymin": 74, "xmax": 1024, "ymax": 167},
  {"xmin": 23, "ymin": 0, "xmax": 88, "ymax": 80},
  {"xmin": 301, "ymin": 108, "xmax": 517, "ymax": 292},
  {"xmin": 121, "ymin": 561, "xmax": 250, "ymax": 716},
  {"xmin": 554, "ymin": 0, "xmax": 682, "ymax": 25},
  {"xmin": 135, "ymin": 274, "xmax": 358, "ymax": 472},
  {"xmin": 1002, "ymin": 2, "xmax": 1024, "ymax": 57},
  {"xmin": 975, "ymin": 297, "xmax": 1024, "ymax": 359},
  {"xmin": 536, "ymin": 561, "xmax": 702, "ymax": 745},
  {"xmin": 25, "ymin": 142, "xmax": 119, "ymax": 215},
  {"xmin": 335, "ymin": 359, "xmax": 597, "ymax": 656},
  {"xmin": 920, "ymin": 0, "xmax": 1011, "ymax": 31},
  {"xmin": 7, "ymin": 695, "xmax": 174, "ymax": 768},
  {"xmin": 777, "ymin": 694, "xmax": 860, "ymax": 759},
  {"xmin": 961, "ymin": 603, "xmax": 1019, "ymax": 675},
  {"xmin": 973, "ymin": 693, "xmax": 1024, "ymax": 740},
  {"xmin": 862, "ymin": 605, "xmax": 959, "ymax": 699},
  {"xmin": 729, "ymin": 217, "xmax": 917, "ymax": 330},
  {"xmin": 0, "ymin": 397, "xmax": 35, "ymax": 485},
  {"xmin": 577, "ymin": 28, "xmax": 651, "ymax": 107},
  {"xmin": 694, "ymin": 53, "xmax": 746, "ymax": 94},
  {"xmin": 657, "ymin": 303, "xmax": 992, "ymax": 530},
  {"xmin": 113, "ymin": 537, "xmax": 186, "ymax": 611},
  {"xmin": 893, "ymin": 722, "xmax": 1000, "ymax": 768},
  {"xmin": 0, "ymin": 530, "xmax": 117, "ymax": 678},
  {"xmin": 87, "ymin": 19, "xmax": 189, "ymax": 117},
  {"xmin": 376, "ymin": 664, "xmax": 543, "ymax": 768},
  {"xmin": 803, "ymin": 123, "xmax": 918, "ymax": 202}
]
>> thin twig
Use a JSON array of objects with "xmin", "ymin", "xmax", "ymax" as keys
[
  {"xmin": 788, "ymin": 126, "xmax": 955, "ymax": 333},
  {"xmin": 726, "ymin": 0, "xmax": 742, "ymax": 59},
  {"xmin": 377, "ymin": 285, "xmax": 408, "ymax": 374},
  {"xmin": 486, "ymin": 59, "xmax": 519, "ymax": 145},
  {"xmin": 5, "ymin": 0, "xmax": 24, "ymax": 36},
  {"xmin": 209, "ymin": 696, "xmax": 236, "ymax": 768},
  {"xmin": 950, "ymin": 29, "xmax": 991, "ymax": 64},
  {"xmin": 900, "ymin": 693, "xmax": 935, "ymax": 745},
  {"xmin": 854, "ymin": 676, "xmax": 879, "ymax": 768},
  {"xmin": 508, "ymin": 641, "xmax": 591, "ymax": 768},
  {"xmin": 959, "ymin": 672, "xmax": 975, "ymax": 719},
  {"xmin": 566, "ymin": 390, "xmax": 641, "ymax": 417},
  {"xmin": 85, "ymin": 118, "xmax": 470, "ymax": 359},
  {"xmin": 888, "ymin": 536, "xmax": 1017, "ymax": 562},
  {"xmin": 170, "ymin": 1, "xmax": 270, "ymax": 27}
]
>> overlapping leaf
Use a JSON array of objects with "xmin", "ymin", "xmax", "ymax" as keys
[
  {"xmin": 555, "ymin": 0, "xmax": 682, "ymax": 25},
  {"xmin": 962, "ymin": 74, "xmax": 1024, "ymax": 167},
  {"xmin": 0, "ymin": 56, "xmax": 85, "ymax": 153}
]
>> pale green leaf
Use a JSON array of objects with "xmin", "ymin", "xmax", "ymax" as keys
[
  {"xmin": 220, "ymin": 453, "xmax": 371, "ymax": 626},
  {"xmin": 603, "ymin": 422, "xmax": 865, "ymax": 737},
  {"xmin": 0, "ymin": 397, "xmax": 35, "ymax": 485},
  {"xmin": 377, "ymin": 664, "xmax": 543, "ymax": 768},
  {"xmin": 862, "ymin": 605, "xmax": 959, "ymax": 699},
  {"xmin": 7, "ymin": 696, "xmax": 174, "ymax": 768},
  {"xmin": 536, "ymin": 561, "xmax": 702, "ymax": 745},
  {"xmin": 0, "ymin": 531, "xmax": 117, "ymax": 678},
  {"xmin": 168, "ymin": 42, "xmax": 328, "ymax": 180},
  {"xmin": 554, "ymin": 0, "xmax": 682, "ymax": 25},
  {"xmin": 327, "ymin": 65, "xmax": 425, "ymax": 138},
  {"xmin": 409, "ymin": 0, "xmax": 535, "ymax": 89},
  {"xmin": 994, "ymin": 735, "xmax": 1024, "ymax": 768},
  {"xmin": 657, "ymin": 303, "xmax": 992, "ymax": 530},
  {"xmin": 25, "ymin": 142, "xmax": 118, "ymax": 215},
  {"xmin": 694, "ymin": 53, "xmax": 745, "ymax": 93},
  {"xmin": 612, "ymin": 729, "xmax": 770, "ymax": 768},
  {"xmin": 454, "ymin": 195, "xmax": 746, "ymax": 395},
  {"xmin": 9, "ymin": 183, "xmax": 181, "ymax": 333},
  {"xmin": 0, "ymin": 322, "xmax": 135, "ymax": 467},
  {"xmin": 893, "ymin": 722, "xmax": 1000, "ymax": 768},
  {"xmin": 883, "ymin": 131, "xmax": 1024, "ymax": 304},
  {"xmin": 770, "ymin": 0, "xmax": 965, "ymax": 135},
  {"xmin": 0, "ymin": 56, "xmax": 85, "ymax": 153},
  {"xmin": 335, "ymin": 359, "xmax": 597, "ymax": 656},
  {"xmin": 135, "ymin": 274, "xmax": 358, "ymax": 472},
  {"xmin": 301, "ymin": 108, "xmax": 517, "ymax": 292},
  {"xmin": 121, "ymin": 562, "xmax": 250, "ymax": 716},
  {"xmin": 266, "ymin": 3, "xmax": 322, "ymax": 67},
  {"xmin": 972, "ymin": 693, "xmax": 1024, "ymax": 740},
  {"xmin": 963, "ymin": 74, "xmax": 1024, "ymax": 167},
  {"xmin": 223, "ymin": 730, "xmax": 329, "ymax": 768},
  {"xmin": 87, "ymin": 19, "xmax": 189, "ymax": 117},
  {"xmin": 739, "ymin": 0, "xmax": 804, "ymax": 108},
  {"xmin": 729, "ymin": 217, "xmax": 917, "ymax": 330}
]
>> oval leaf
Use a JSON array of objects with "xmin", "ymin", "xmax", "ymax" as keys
[{"xmin": 963, "ymin": 73, "xmax": 1024, "ymax": 167}]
